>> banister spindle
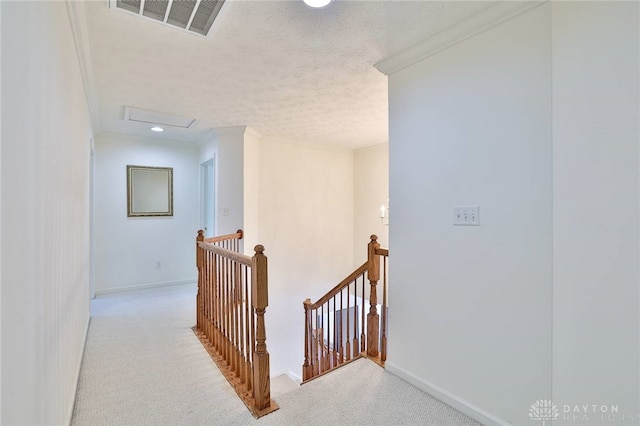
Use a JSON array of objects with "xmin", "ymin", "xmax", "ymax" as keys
[
  {"xmin": 252, "ymin": 244, "xmax": 271, "ymax": 411},
  {"xmin": 196, "ymin": 231, "xmax": 205, "ymax": 331},
  {"xmin": 366, "ymin": 235, "xmax": 380, "ymax": 358},
  {"xmin": 381, "ymin": 256, "xmax": 388, "ymax": 362},
  {"xmin": 193, "ymin": 230, "xmax": 277, "ymax": 417}
]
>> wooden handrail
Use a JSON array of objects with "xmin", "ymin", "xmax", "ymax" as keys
[
  {"xmin": 203, "ymin": 229, "xmax": 243, "ymax": 243},
  {"xmin": 375, "ymin": 247, "xmax": 389, "ymax": 256},
  {"xmin": 193, "ymin": 230, "xmax": 278, "ymax": 418},
  {"xmin": 197, "ymin": 241, "xmax": 252, "ymax": 266},
  {"xmin": 306, "ymin": 262, "xmax": 367, "ymax": 310},
  {"xmin": 302, "ymin": 235, "xmax": 389, "ymax": 382}
]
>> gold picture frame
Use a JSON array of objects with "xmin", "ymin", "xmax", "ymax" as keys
[{"xmin": 127, "ymin": 165, "xmax": 173, "ymax": 217}]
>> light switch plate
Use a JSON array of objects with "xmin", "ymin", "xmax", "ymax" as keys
[{"xmin": 453, "ymin": 206, "xmax": 479, "ymax": 226}]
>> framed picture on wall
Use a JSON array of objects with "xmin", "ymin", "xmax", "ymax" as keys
[{"xmin": 126, "ymin": 165, "xmax": 173, "ymax": 217}]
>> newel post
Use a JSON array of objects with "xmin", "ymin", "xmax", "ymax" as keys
[
  {"xmin": 302, "ymin": 299, "xmax": 313, "ymax": 381},
  {"xmin": 251, "ymin": 244, "xmax": 271, "ymax": 411},
  {"xmin": 196, "ymin": 230, "xmax": 205, "ymax": 330},
  {"xmin": 367, "ymin": 235, "xmax": 380, "ymax": 357}
]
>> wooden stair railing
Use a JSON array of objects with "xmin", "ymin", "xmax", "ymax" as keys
[
  {"xmin": 302, "ymin": 235, "xmax": 389, "ymax": 382},
  {"xmin": 193, "ymin": 230, "xmax": 278, "ymax": 418}
]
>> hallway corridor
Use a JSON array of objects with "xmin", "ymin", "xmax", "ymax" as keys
[{"xmin": 71, "ymin": 284, "xmax": 480, "ymax": 425}]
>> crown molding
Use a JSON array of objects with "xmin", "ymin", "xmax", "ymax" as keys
[
  {"xmin": 374, "ymin": 1, "xmax": 547, "ymax": 76},
  {"xmin": 244, "ymin": 126, "xmax": 263, "ymax": 141},
  {"xmin": 204, "ymin": 126, "xmax": 248, "ymax": 143},
  {"xmin": 65, "ymin": 0, "xmax": 101, "ymax": 134}
]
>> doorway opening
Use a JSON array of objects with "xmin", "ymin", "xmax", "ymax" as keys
[{"xmin": 201, "ymin": 158, "xmax": 215, "ymax": 237}]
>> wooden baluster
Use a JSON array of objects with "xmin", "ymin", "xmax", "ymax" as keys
[
  {"xmin": 212, "ymin": 251, "xmax": 218, "ymax": 345},
  {"xmin": 360, "ymin": 273, "xmax": 365, "ymax": 354},
  {"xmin": 222, "ymin": 258, "xmax": 229, "ymax": 365},
  {"xmin": 318, "ymin": 307, "xmax": 323, "ymax": 373},
  {"xmin": 221, "ymin": 254, "xmax": 225, "ymax": 354},
  {"xmin": 249, "ymin": 268, "xmax": 255, "ymax": 393},
  {"xmin": 303, "ymin": 299, "xmax": 312, "ymax": 381},
  {"xmin": 313, "ymin": 308, "xmax": 319, "ymax": 377},
  {"xmin": 196, "ymin": 231, "xmax": 204, "ymax": 331},
  {"xmin": 201, "ymin": 248, "xmax": 206, "ymax": 339},
  {"xmin": 235, "ymin": 262, "xmax": 240, "ymax": 375},
  {"xmin": 339, "ymin": 289, "xmax": 344, "ymax": 364},
  {"xmin": 216, "ymin": 252, "xmax": 221, "ymax": 353},
  {"xmin": 205, "ymin": 244, "xmax": 210, "ymax": 341},
  {"xmin": 220, "ymin": 255, "xmax": 225, "ymax": 361},
  {"xmin": 235, "ymin": 262, "xmax": 242, "ymax": 376},
  {"xmin": 252, "ymin": 244, "xmax": 271, "ymax": 411},
  {"xmin": 204, "ymin": 250, "xmax": 210, "ymax": 343},
  {"xmin": 207, "ymin": 251, "xmax": 212, "ymax": 347},
  {"xmin": 323, "ymin": 304, "xmax": 329, "ymax": 372},
  {"xmin": 244, "ymin": 268, "xmax": 252, "ymax": 392},
  {"xmin": 215, "ymin": 253, "xmax": 221, "ymax": 353},
  {"xmin": 239, "ymin": 265, "xmax": 246, "ymax": 385},
  {"xmin": 203, "ymin": 249, "xmax": 208, "ymax": 341},
  {"xmin": 366, "ymin": 235, "xmax": 380, "ymax": 358},
  {"xmin": 231, "ymin": 260, "xmax": 237, "ymax": 373},
  {"xmin": 381, "ymin": 255, "xmax": 388, "ymax": 363},
  {"xmin": 353, "ymin": 278, "xmax": 359, "ymax": 358},
  {"xmin": 346, "ymin": 283, "xmax": 351, "ymax": 362},
  {"xmin": 228, "ymin": 257, "xmax": 233, "ymax": 366},
  {"xmin": 332, "ymin": 296, "xmax": 337, "ymax": 368},
  {"xmin": 213, "ymin": 251, "xmax": 217, "ymax": 345},
  {"xmin": 228, "ymin": 257, "xmax": 233, "ymax": 365},
  {"xmin": 319, "ymin": 305, "xmax": 324, "ymax": 373}
]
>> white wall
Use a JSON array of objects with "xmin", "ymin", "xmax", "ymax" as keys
[
  {"xmin": 386, "ymin": 2, "xmax": 640, "ymax": 424},
  {"xmin": 387, "ymin": 4, "xmax": 552, "ymax": 424},
  {"xmin": 199, "ymin": 127, "xmax": 245, "ymax": 238},
  {"xmin": 552, "ymin": 2, "xmax": 639, "ymax": 420},
  {"xmin": 199, "ymin": 129, "xmax": 355, "ymax": 377},
  {"xmin": 0, "ymin": 1, "xmax": 3, "ymax": 420},
  {"xmin": 1, "ymin": 2, "xmax": 93, "ymax": 424},
  {"xmin": 243, "ymin": 128, "xmax": 261, "ymax": 255},
  {"xmin": 257, "ymin": 137, "xmax": 354, "ymax": 377},
  {"xmin": 353, "ymin": 143, "xmax": 388, "ymax": 264},
  {"xmin": 94, "ymin": 133, "xmax": 199, "ymax": 293}
]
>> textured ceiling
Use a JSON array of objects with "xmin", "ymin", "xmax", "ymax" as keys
[{"xmin": 86, "ymin": 0, "xmax": 494, "ymax": 149}]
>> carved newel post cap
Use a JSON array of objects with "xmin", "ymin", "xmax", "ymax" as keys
[
  {"xmin": 197, "ymin": 229, "xmax": 205, "ymax": 237},
  {"xmin": 370, "ymin": 234, "xmax": 378, "ymax": 242},
  {"xmin": 254, "ymin": 244, "xmax": 265, "ymax": 254}
]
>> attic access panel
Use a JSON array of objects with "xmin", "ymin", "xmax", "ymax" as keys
[{"xmin": 114, "ymin": 0, "xmax": 225, "ymax": 36}]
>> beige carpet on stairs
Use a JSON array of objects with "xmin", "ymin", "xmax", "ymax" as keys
[{"xmin": 71, "ymin": 284, "xmax": 481, "ymax": 426}]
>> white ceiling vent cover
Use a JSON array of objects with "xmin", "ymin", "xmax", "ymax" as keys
[
  {"xmin": 113, "ymin": 0, "xmax": 225, "ymax": 36},
  {"xmin": 124, "ymin": 107, "xmax": 196, "ymax": 128}
]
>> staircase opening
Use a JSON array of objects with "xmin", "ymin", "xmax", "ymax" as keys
[{"xmin": 302, "ymin": 235, "xmax": 389, "ymax": 382}]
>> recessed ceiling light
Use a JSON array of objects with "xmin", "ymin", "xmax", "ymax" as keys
[
  {"xmin": 304, "ymin": 0, "xmax": 331, "ymax": 8},
  {"xmin": 151, "ymin": 126, "xmax": 164, "ymax": 132}
]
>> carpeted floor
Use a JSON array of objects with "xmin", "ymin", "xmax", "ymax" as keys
[{"xmin": 71, "ymin": 284, "xmax": 482, "ymax": 426}]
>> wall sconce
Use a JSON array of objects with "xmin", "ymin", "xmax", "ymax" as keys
[{"xmin": 380, "ymin": 201, "xmax": 389, "ymax": 226}]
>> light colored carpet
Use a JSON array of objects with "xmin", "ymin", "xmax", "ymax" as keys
[{"xmin": 71, "ymin": 284, "xmax": 482, "ymax": 426}]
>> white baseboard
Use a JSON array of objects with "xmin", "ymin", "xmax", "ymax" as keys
[
  {"xmin": 95, "ymin": 279, "xmax": 196, "ymax": 295},
  {"xmin": 269, "ymin": 369, "xmax": 302, "ymax": 384},
  {"xmin": 66, "ymin": 313, "xmax": 91, "ymax": 426},
  {"xmin": 286, "ymin": 370, "xmax": 302, "ymax": 384},
  {"xmin": 385, "ymin": 361, "xmax": 508, "ymax": 426},
  {"xmin": 270, "ymin": 369, "xmax": 287, "ymax": 378}
]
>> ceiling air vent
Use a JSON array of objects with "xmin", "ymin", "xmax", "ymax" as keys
[{"xmin": 114, "ymin": 0, "xmax": 224, "ymax": 36}]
